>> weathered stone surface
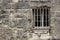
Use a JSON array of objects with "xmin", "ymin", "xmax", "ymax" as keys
[
  {"xmin": 0, "ymin": 0, "xmax": 60, "ymax": 40},
  {"xmin": 0, "ymin": 27, "xmax": 14, "ymax": 40}
]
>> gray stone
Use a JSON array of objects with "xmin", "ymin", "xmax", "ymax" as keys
[{"xmin": 0, "ymin": 0, "xmax": 60, "ymax": 40}]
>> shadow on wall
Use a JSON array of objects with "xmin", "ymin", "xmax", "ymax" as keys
[
  {"xmin": 52, "ymin": 39, "xmax": 60, "ymax": 40},
  {"xmin": 48, "ymin": 39, "xmax": 60, "ymax": 40}
]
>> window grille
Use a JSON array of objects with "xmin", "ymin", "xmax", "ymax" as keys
[{"xmin": 32, "ymin": 6, "xmax": 50, "ymax": 27}]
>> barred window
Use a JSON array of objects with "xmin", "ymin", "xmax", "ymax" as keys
[{"xmin": 32, "ymin": 6, "xmax": 50, "ymax": 27}]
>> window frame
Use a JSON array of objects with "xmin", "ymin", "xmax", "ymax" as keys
[{"xmin": 32, "ymin": 6, "xmax": 50, "ymax": 28}]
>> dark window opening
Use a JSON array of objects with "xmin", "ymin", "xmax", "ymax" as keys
[{"xmin": 32, "ymin": 7, "xmax": 50, "ymax": 27}]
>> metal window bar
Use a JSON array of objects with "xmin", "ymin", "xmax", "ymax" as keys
[
  {"xmin": 46, "ymin": 9, "xmax": 48, "ymax": 26},
  {"xmin": 48, "ymin": 8, "xmax": 50, "ymax": 26},
  {"xmin": 37, "ymin": 9, "xmax": 38, "ymax": 27},
  {"xmin": 39, "ymin": 8, "xmax": 41, "ymax": 26},
  {"xmin": 46, "ymin": 8, "xmax": 47, "ymax": 26},
  {"xmin": 45, "ymin": 9, "xmax": 48, "ymax": 26},
  {"xmin": 42, "ymin": 8, "xmax": 44, "ymax": 27}
]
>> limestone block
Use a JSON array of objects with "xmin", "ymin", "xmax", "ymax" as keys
[
  {"xmin": 12, "ymin": 0, "xmax": 19, "ymax": 2},
  {"xmin": 51, "ymin": 5, "xmax": 60, "ymax": 12},
  {"xmin": 15, "ymin": 2, "xmax": 30, "ymax": 9},
  {"xmin": 56, "ymin": 12, "xmax": 60, "ymax": 17}
]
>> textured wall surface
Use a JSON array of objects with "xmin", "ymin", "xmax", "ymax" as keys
[{"xmin": 0, "ymin": 0, "xmax": 60, "ymax": 40}]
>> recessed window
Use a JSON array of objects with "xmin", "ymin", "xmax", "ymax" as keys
[{"xmin": 32, "ymin": 6, "xmax": 50, "ymax": 27}]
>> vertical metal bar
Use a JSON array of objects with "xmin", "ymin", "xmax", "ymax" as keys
[
  {"xmin": 37, "ymin": 9, "xmax": 38, "ymax": 27},
  {"xmin": 39, "ymin": 8, "xmax": 41, "ymax": 26},
  {"xmin": 42, "ymin": 8, "xmax": 44, "ymax": 27},
  {"xmin": 46, "ymin": 8, "xmax": 47, "ymax": 26}
]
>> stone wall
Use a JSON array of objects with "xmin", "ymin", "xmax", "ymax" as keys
[
  {"xmin": 51, "ymin": 4, "xmax": 60, "ymax": 39},
  {"xmin": 0, "ymin": 0, "xmax": 60, "ymax": 40}
]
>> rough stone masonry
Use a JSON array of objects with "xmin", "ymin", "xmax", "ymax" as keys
[{"xmin": 0, "ymin": 0, "xmax": 60, "ymax": 40}]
